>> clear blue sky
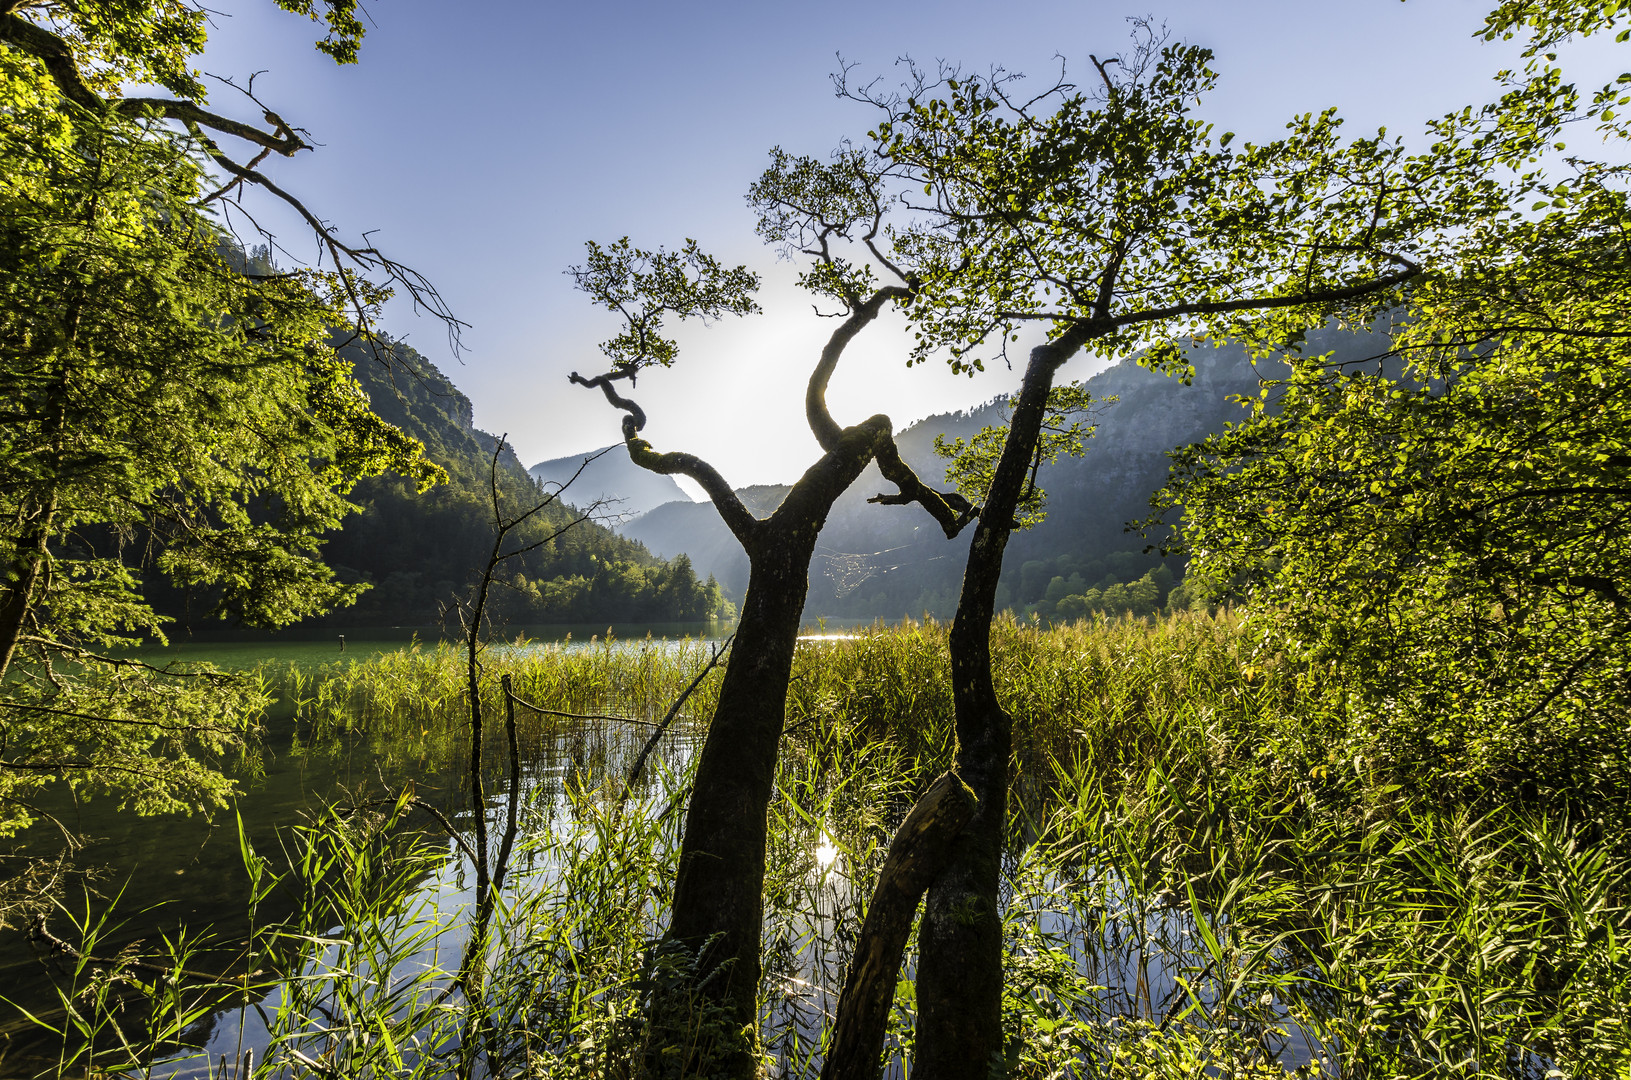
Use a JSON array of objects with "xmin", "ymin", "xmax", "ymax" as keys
[{"xmin": 193, "ymin": 1, "xmax": 1613, "ymax": 493}]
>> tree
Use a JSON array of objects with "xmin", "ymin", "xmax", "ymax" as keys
[
  {"xmin": 571, "ymin": 24, "xmax": 1478, "ymax": 1071},
  {"xmin": 568, "ymin": 181, "xmax": 976, "ymax": 1073},
  {"xmin": 0, "ymin": 107, "xmax": 436, "ymax": 831},
  {"xmin": 1155, "ymin": 0, "xmax": 1631, "ymax": 810},
  {"xmin": 932, "ymin": 383, "xmax": 1106, "ymax": 532},
  {"xmin": 838, "ymin": 25, "xmax": 1471, "ymax": 1071},
  {"xmin": 0, "ymin": 2, "xmax": 450, "ymax": 912},
  {"xmin": 0, "ymin": 0, "xmax": 456, "ymax": 336}
]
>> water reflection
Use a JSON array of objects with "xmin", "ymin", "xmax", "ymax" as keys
[
  {"xmin": 0, "ymin": 666, "xmax": 699, "ymax": 1076},
  {"xmin": 3, "ymin": 638, "xmax": 1323, "ymax": 1078},
  {"xmin": 812, "ymin": 829, "xmax": 840, "ymax": 874}
]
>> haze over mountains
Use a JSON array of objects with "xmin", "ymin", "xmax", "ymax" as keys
[
  {"xmin": 262, "ymin": 322, "xmax": 1385, "ymax": 629},
  {"xmin": 269, "ymin": 342, "xmax": 731, "ymax": 629},
  {"xmin": 528, "ymin": 446, "xmax": 694, "ymax": 520},
  {"xmin": 542, "ymin": 324, "xmax": 1386, "ymax": 620}
]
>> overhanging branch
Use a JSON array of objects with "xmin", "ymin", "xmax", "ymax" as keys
[
  {"xmin": 569, "ymin": 369, "xmax": 759, "ymax": 546},
  {"xmin": 870, "ymin": 436, "xmax": 978, "ymax": 538},
  {"xmin": 2, "ymin": 10, "xmax": 465, "ymax": 349},
  {"xmin": 1, "ymin": 13, "xmax": 307, "ymax": 156}
]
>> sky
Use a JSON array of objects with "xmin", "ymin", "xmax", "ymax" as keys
[{"xmin": 188, "ymin": 0, "xmax": 1614, "ymax": 497}]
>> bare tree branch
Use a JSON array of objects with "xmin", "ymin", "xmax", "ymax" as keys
[
  {"xmin": 806, "ymin": 285, "xmax": 912, "ymax": 451},
  {"xmin": 624, "ymin": 634, "xmax": 734, "ymax": 790},
  {"xmin": 568, "ymin": 370, "xmax": 760, "ymax": 546},
  {"xmin": 869, "ymin": 438, "xmax": 978, "ymax": 537}
]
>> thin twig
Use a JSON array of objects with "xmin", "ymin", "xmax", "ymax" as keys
[
  {"xmin": 28, "ymin": 914, "xmax": 262, "ymax": 986},
  {"xmin": 504, "ymin": 694, "xmax": 660, "ymax": 728},
  {"xmin": 624, "ymin": 634, "xmax": 735, "ymax": 791}
]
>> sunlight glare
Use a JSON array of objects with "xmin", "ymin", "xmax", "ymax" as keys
[{"xmin": 814, "ymin": 828, "xmax": 839, "ymax": 873}]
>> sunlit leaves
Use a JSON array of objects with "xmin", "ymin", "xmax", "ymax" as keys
[
  {"xmin": 568, "ymin": 237, "xmax": 760, "ymax": 372},
  {"xmin": 2, "ymin": 1, "xmax": 370, "ymax": 104},
  {"xmin": 0, "ymin": 103, "xmax": 443, "ymax": 838},
  {"xmin": 862, "ymin": 24, "xmax": 1435, "ymax": 378},
  {"xmin": 934, "ymin": 383, "xmax": 1106, "ymax": 528},
  {"xmin": 272, "ymin": 0, "xmax": 368, "ymax": 65},
  {"xmin": 0, "ymin": 114, "xmax": 435, "ymax": 632},
  {"xmin": 1155, "ymin": 6, "xmax": 1631, "ymax": 801},
  {"xmin": 1482, "ymin": 0, "xmax": 1631, "ymax": 52}
]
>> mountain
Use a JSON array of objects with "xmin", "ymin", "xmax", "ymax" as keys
[
  {"xmin": 528, "ymin": 446, "xmax": 693, "ymax": 521},
  {"xmin": 305, "ymin": 341, "xmax": 730, "ymax": 627},
  {"xmin": 617, "ymin": 324, "xmax": 1387, "ymax": 620}
]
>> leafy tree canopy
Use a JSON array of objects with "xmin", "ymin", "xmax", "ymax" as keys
[
  {"xmin": 1156, "ymin": 3, "xmax": 1631, "ymax": 806},
  {"xmin": 0, "ymin": 1, "xmax": 441, "ymax": 856},
  {"xmin": 0, "ymin": 0, "xmax": 362, "ymax": 109}
]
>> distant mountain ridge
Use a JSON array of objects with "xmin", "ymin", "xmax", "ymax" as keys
[
  {"xmin": 303, "ymin": 341, "xmax": 729, "ymax": 626},
  {"xmin": 609, "ymin": 324, "xmax": 1387, "ymax": 619},
  {"xmin": 527, "ymin": 446, "xmax": 693, "ymax": 520}
]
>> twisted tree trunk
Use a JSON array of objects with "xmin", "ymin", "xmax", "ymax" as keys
[
  {"xmin": 572, "ymin": 286, "xmax": 974, "ymax": 1080},
  {"xmin": 913, "ymin": 326, "xmax": 1092, "ymax": 1079}
]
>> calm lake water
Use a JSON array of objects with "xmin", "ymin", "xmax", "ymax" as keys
[{"xmin": 0, "ymin": 623, "xmax": 730, "ymax": 1074}]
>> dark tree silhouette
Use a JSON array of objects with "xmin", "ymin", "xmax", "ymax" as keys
[
  {"xmin": 838, "ymin": 31, "xmax": 1462, "ymax": 1073},
  {"xmin": 567, "ymin": 155, "xmax": 977, "ymax": 1073}
]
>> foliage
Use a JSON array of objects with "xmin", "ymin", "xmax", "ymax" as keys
[
  {"xmin": 0, "ymin": 99, "xmax": 442, "ymax": 849},
  {"xmin": 1156, "ymin": 8, "xmax": 1631, "ymax": 807},
  {"xmin": 23, "ymin": 614, "xmax": 1627, "ymax": 1076},
  {"xmin": 2, "ymin": 1, "xmax": 366, "ymax": 102},
  {"xmin": 933, "ymin": 383, "xmax": 1105, "ymax": 530},
  {"xmin": 569, "ymin": 237, "xmax": 761, "ymax": 373},
  {"xmin": 0, "ymin": 0, "xmax": 463, "ymax": 879},
  {"xmin": 865, "ymin": 33, "xmax": 1444, "ymax": 379}
]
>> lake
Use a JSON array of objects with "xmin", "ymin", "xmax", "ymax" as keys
[
  {"xmin": 0, "ymin": 624, "xmax": 728, "ymax": 1075},
  {"xmin": 2, "ymin": 621, "xmax": 1323, "ymax": 1078}
]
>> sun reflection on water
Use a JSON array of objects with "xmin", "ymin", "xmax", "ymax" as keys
[{"xmin": 813, "ymin": 828, "xmax": 840, "ymax": 873}]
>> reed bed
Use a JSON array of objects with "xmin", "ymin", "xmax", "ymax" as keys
[
  {"xmin": 271, "ymin": 634, "xmax": 725, "ymax": 774},
  {"xmin": 18, "ymin": 612, "xmax": 1628, "ymax": 1078}
]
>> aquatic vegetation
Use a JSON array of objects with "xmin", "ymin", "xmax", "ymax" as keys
[{"xmin": 9, "ymin": 612, "xmax": 1627, "ymax": 1077}]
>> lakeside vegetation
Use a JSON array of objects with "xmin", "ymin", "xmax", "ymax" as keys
[
  {"xmin": 15, "ymin": 615, "xmax": 1627, "ymax": 1077},
  {"xmin": 3, "ymin": 0, "xmax": 1628, "ymax": 1076}
]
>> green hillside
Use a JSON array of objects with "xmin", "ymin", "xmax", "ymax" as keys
[
  {"xmin": 621, "ymin": 324, "xmax": 1389, "ymax": 622},
  {"xmin": 311, "ymin": 340, "xmax": 732, "ymax": 627}
]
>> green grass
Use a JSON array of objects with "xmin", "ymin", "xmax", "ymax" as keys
[{"xmin": 16, "ymin": 612, "xmax": 1627, "ymax": 1078}]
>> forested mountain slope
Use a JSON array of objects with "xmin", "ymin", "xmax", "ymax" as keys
[
  {"xmin": 302, "ymin": 342, "xmax": 731, "ymax": 627},
  {"xmin": 621, "ymin": 326, "xmax": 1385, "ymax": 620}
]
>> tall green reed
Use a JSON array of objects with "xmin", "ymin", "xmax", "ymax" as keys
[{"xmin": 14, "ymin": 611, "xmax": 1627, "ymax": 1078}]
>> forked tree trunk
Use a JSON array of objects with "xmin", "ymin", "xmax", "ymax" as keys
[
  {"xmin": 914, "ymin": 349, "xmax": 1073, "ymax": 1079},
  {"xmin": 647, "ymin": 422, "xmax": 911, "ymax": 1077},
  {"xmin": 574, "ymin": 284, "xmax": 974, "ymax": 1080},
  {"xmin": 822, "ymin": 772, "xmax": 976, "ymax": 1080}
]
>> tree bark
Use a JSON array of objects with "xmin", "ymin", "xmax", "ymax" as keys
[
  {"xmin": 648, "ymin": 420, "xmax": 899, "ymax": 1077},
  {"xmin": 575, "ymin": 282, "xmax": 975, "ymax": 1080},
  {"xmin": 822, "ymin": 772, "xmax": 976, "ymax": 1080},
  {"xmin": 0, "ymin": 488, "xmax": 57, "ymax": 684},
  {"xmin": 913, "ymin": 346, "xmax": 1072, "ymax": 1079}
]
